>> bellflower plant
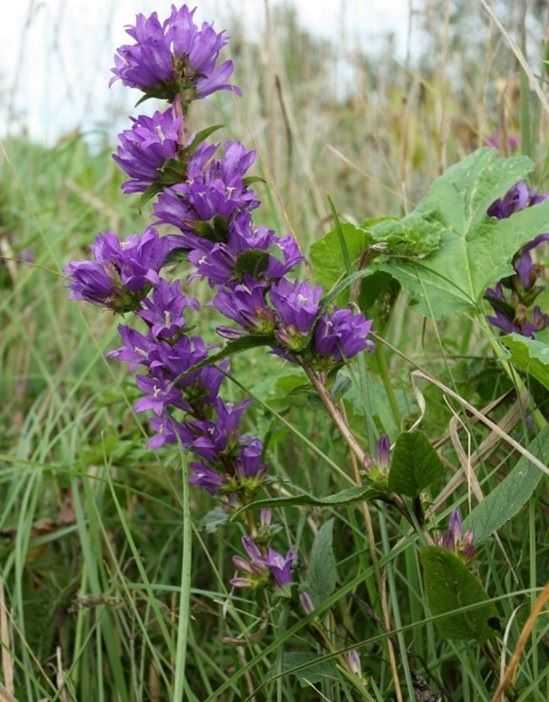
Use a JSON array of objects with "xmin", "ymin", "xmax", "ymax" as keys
[{"xmin": 485, "ymin": 182, "xmax": 549, "ymax": 337}]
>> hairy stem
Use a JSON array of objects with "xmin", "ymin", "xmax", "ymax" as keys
[{"xmin": 303, "ymin": 365, "xmax": 369, "ymax": 468}]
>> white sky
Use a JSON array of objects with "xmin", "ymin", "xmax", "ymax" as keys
[{"xmin": 0, "ymin": 0, "xmax": 412, "ymax": 142}]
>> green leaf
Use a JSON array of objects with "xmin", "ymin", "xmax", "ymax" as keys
[
  {"xmin": 187, "ymin": 124, "xmax": 224, "ymax": 152},
  {"xmin": 462, "ymin": 427, "xmax": 549, "ymax": 543},
  {"xmin": 242, "ymin": 175, "xmax": 267, "ymax": 187},
  {"xmin": 309, "ymin": 223, "xmax": 371, "ymax": 299},
  {"xmin": 420, "ymin": 546, "xmax": 497, "ymax": 641},
  {"xmin": 307, "ymin": 519, "xmax": 337, "ymax": 607},
  {"xmin": 231, "ymin": 486, "xmax": 383, "ymax": 519},
  {"xmin": 502, "ymin": 334, "xmax": 549, "ymax": 390},
  {"xmin": 358, "ymin": 270, "xmax": 400, "ymax": 331},
  {"xmin": 388, "ymin": 431, "xmax": 444, "ymax": 497},
  {"xmin": 281, "ymin": 652, "xmax": 339, "ymax": 687},
  {"xmin": 375, "ymin": 149, "xmax": 549, "ymax": 318}
]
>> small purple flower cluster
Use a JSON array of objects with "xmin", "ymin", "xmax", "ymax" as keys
[
  {"xmin": 485, "ymin": 182, "xmax": 549, "ymax": 337},
  {"xmin": 66, "ymin": 4, "xmax": 375, "ymax": 593},
  {"xmin": 437, "ymin": 510, "xmax": 475, "ymax": 561}
]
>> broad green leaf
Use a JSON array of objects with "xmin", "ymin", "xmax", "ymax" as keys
[
  {"xmin": 388, "ymin": 431, "xmax": 444, "ymax": 497},
  {"xmin": 231, "ymin": 486, "xmax": 384, "ymax": 519},
  {"xmin": 374, "ymin": 149, "xmax": 549, "ymax": 318},
  {"xmin": 462, "ymin": 427, "xmax": 549, "ymax": 543},
  {"xmin": 307, "ymin": 519, "xmax": 337, "ymax": 606},
  {"xmin": 420, "ymin": 546, "xmax": 497, "ymax": 641},
  {"xmin": 502, "ymin": 334, "xmax": 549, "ymax": 390},
  {"xmin": 309, "ymin": 223, "xmax": 371, "ymax": 297},
  {"xmin": 281, "ymin": 652, "xmax": 339, "ymax": 687}
]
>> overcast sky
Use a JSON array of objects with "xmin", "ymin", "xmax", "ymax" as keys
[{"xmin": 0, "ymin": 0, "xmax": 412, "ymax": 142}]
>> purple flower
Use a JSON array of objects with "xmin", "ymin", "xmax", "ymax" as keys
[
  {"xmin": 485, "ymin": 283, "xmax": 549, "ymax": 338},
  {"xmin": 438, "ymin": 509, "xmax": 475, "ymax": 561},
  {"xmin": 189, "ymin": 215, "xmax": 302, "ymax": 288},
  {"xmin": 313, "ymin": 308, "xmax": 374, "ymax": 362},
  {"xmin": 513, "ymin": 234, "xmax": 549, "ymax": 289},
  {"xmin": 235, "ymin": 437, "xmax": 266, "ymax": 479},
  {"xmin": 376, "ymin": 435, "xmax": 391, "ymax": 468},
  {"xmin": 113, "ymin": 106, "xmax": 184, "ymax": 194},
  {"xmin": 270, "ymin": 278, "xmax": 323, "ymax": 350},
  {"xmin": 189, "ymin": 463, "xmax": 224, "ymax": 494},
  {"xmin": 110, "ymin": 5, "xmax": 240, "ymax": 102},
  {"xmin": 108, "ymin": 325, "xmax": 156, "ymax": 370},
  {"xmin": 177, "ymin": 399, "xmax": 250, "ymax": 462},
  {"xmin": 154, "ymin": 142, "xmax": 259, "ymax": 245},
  {"xmin": 138, "ymin": 279, "xmax": 198, "ymax": 340},
  {"xmin": 148, "ymin": 335, "xmax": 225, "ymax": 408},
  {"xmin": 214, "ymin": 280, "xmax": 276, "ymax": 338},
  {"xmin": 484, "ymin": 131, "xmax": 519, "ymax": 153},
  {"xmin": 344, "ymin": 650, "xmax": 362, "ymax": 677},
  {"xmin": 264, "ymin": 547, "xmax": 296, "ymax": 588},
  {"xmin": 231, "ymin": 536, "xmax": 296, "ymax": 589},
  {"xmin": 487, "ymin": 181, "xmax": 549, "ymax": 220},
  {"xmin": 147, "ymin": 414, "xmax": 186, "ymax": 449},
  {"xmin": 134, "ymin": 373, "xmax": 188, "ymax": 416},
  {"xmin": 65, "ymin": 229, "xmax": 184, "ymax": 312}
]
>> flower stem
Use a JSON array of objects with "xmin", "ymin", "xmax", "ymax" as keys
[{"xmin": 303, "ymin": 365, "xmax": 369, "ymax": 467}]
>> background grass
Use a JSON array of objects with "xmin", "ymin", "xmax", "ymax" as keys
[{"xmin": 1, "ymin": 1, "xmax": 548, "ymax": 700}]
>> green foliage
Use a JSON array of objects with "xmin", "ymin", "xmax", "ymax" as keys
[
  {"xmin": 462, "ymin": 427, "xmax": 549, "ymax": 544},
  {"xmin": 306, "ymin": 519, "xmax": 338, "ymax": 606},
  {"xmin": 369, "ymin": 210, "xmax": 443, "ymax": 258},
  {"xmin": 420, "ymin": 546, "xmax": 497, "ymax": 641},
  {"xmin": 281, "ymin": 652, "xmax": 339, "ymax": 686},
  {"xmin": 374, "ymin": 149, "xmax": 549, "ymax": 318},
  {"xmin": 309, "ymin": 222, "xmax": 370, "ymax": 299},
  {"xmin": 232, "ymin": 486, "xmax": 384, "ymax": 517},
  {"xmin": 388, "ymin": 431, "xmax": 444, "ymax": 497},
  {"xmin": 502, "ymin": 333, "xmax": 549, "ymax": 390}
]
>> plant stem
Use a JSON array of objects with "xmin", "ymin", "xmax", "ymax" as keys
[
  {"xmin": 303, "ymin": 366, "xmax": 369, "ymax": 467},
  {"xmin": 174, "ymin": 458, "xmax": 193, "ymax": 701}
]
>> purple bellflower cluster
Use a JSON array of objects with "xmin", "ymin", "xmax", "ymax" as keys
[
  {"xmin": 66, "ymin": 3, "xmax": 375, "ymax": 594},
  {"xmin": 485, "ymin": 182, "xmax": 549, "ymax": 337}
]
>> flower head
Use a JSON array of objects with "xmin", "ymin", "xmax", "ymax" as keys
[
  {"xmin": 487, "ymin": 181, "xmax": 548, "ymax": 220},
  {"xmin": 154, "ymin": 142, "xmax": 259, "ymax": 247},
  {"xmin": 138, "ymin": 279, "xmax": 198, "ymax": 340},
  {"xmin": 110, "ymin": 5, "xmax": 240, "ymax": 102},
  {"xmin": 231, "ymin": 536, "xmax": 296, "ymax": 589},
  {"xmin": 113, "ymin": 106, "xmax": 184, "ymax": 194},
  {"xmin": 313, "ymin": 308, "xmax": 374, "ymax": 362},
  {"xmin": 270, "ymin": 278, "xmax": 323, "ymax": 351},
  {"xmin": 513, "ymin": 234, "xmax": 549, "ymax": 290},
  {"xmin": 438, "ymin": 509, "xmax": 475, "ymax": 561},
  {"xmin": 214, "ymin": 280, "xmax": 276, "ymax": 338},
  {"xmin": 65, "ymin": 229, "xmax": 183, "ymax": 311},
  {"xmin": 189, "ymin": 215, "xmax": 302, "ymax": 288}
]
